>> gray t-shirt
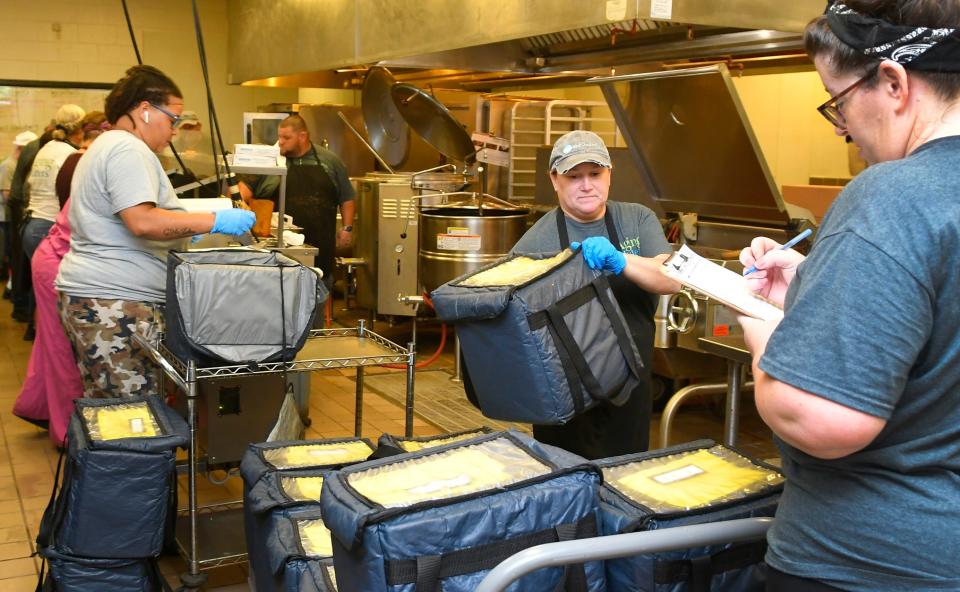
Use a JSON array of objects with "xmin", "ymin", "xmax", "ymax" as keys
[
  {"xmin": 760, "ymin": 136, "xmax": 960, "ymax": 591},
  {"xmin": 56, "ymin": 130, "xmax": 187, "ymax": 303}
]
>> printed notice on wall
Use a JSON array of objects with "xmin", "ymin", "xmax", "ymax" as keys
[
  {"xmin": 437, "ymin": 234, "xmax": 482, "ymax": 251},
  {"xmin": 605, "ymin": 0, "xmax": 627, "ymax": 20},
  {"xmin": 650, "ymin": 0, "xmax": 673, "ymax": 20}
]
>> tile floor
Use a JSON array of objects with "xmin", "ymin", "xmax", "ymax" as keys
[{"xmin": 0, "ymin": 293, "xmax": 776, "ymax": 591}]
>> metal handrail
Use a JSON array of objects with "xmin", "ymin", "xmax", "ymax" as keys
[{"xmin": 475, "ymin": 517, "xmax": 773, "ymax": 592}]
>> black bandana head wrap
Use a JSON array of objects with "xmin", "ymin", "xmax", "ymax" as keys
[{"xmin": 826, "ymin": 1, "xmax": 960, "ymax": 72}]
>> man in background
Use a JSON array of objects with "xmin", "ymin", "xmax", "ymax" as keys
[
  {"xmin": 239, "ymin": 114, "xmax": 354, "ymax": 290},
  {"xmin": 7, "ymin": 124, "xmax": 52, "ymax": 320}
]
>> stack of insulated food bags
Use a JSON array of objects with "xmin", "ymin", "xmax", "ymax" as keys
[
  {"xmin": 597, "ymin": 440, "xmax": 784, "ymax": 592},
  {"xmin": 37, "ymin": 396, "xmax": 189, "ymax": 591},
  {"xmin": 320, "ymin": 430, "xmax": 605, "ymax": 592},
  {"xmin": 241, "ymin": 438, "xmax": 376, "ymax": 591},
  {"xmin": 374, "ymin": 427, "xmax": 494, "ymax": 457},
  {"xmin": 431, "ymin": 248, "xmax": 643, "ymax": 425}
]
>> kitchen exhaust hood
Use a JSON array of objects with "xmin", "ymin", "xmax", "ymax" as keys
[{"xmin": 229, "ymin": 0, "xmax": 824, "ymax": 89}]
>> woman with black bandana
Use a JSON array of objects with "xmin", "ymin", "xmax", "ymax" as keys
[{"xmin": 737, "ymin": 2, "xmax": 960, "ymax": 591}]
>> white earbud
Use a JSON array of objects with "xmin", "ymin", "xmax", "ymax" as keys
[{"xmin": 142, "ymin": 111, "xmax": 149, "ymax": 124}]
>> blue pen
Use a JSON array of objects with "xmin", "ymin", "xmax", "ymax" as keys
[{"xmin": 743, "ymin": 228, "xmax": 813, "ymax": 276}]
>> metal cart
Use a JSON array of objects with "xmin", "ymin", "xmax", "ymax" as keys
[
  {"xmin": 134, "ymin": 321, "xmax": 415, "ymax": 590},
  {"xmin": 476, "ymin": 517, "xmax": 773, "ymax": 592}
]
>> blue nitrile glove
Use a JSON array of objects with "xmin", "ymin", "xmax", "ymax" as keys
[
  {"xmin": 211, "ymin": 208, "xmax": 256, "ymax": 235},
  {"xmin": 578, "ymin": 236, "xmax": 626, "ymax": 275}
]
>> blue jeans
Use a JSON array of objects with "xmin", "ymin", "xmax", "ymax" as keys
[{"xmin": 21, "ymin": 216, "xmax": 54, "ymax": 260}]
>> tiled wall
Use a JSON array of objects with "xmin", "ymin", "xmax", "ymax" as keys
[{"xmin": 0, "ymin": 0, "xmax": 297, "ymax": 149}]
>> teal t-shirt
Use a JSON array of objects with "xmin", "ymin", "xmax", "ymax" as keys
[{"xmin": 760, "ymin": 136, "xmax": 960, "ymax": 591}]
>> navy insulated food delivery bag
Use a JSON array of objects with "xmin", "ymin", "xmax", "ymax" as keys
[
  {"xmin": 597, "ymin": 440, "xmax": 783, "ymax": 592},
  {"xmin": 431, "ymin": 248, "xmax": 642, "ymax": 425},
  {"xmin": 38, "ymin": 396, "xmax": 188, "ymax": 560},
  {"xmin": 42, "ymin": 548, "xmax": 165, "ymax": 592},
  {"xmin": 241, "ymin": 438, "xmax": 374, "ymax": 590},
  {"xmin": 320, "ymin": 431, "xmax": 605, "ymax": 592}
]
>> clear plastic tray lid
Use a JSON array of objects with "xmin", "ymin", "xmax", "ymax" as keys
[
  {"xmin": 298, "ymin": 518, "xmax": 333, "ymax": 558},
  {"xmin": 460, "ymin": 250, "xmax": 572, "ymax": 287},
  {"xmin": 280, "ymin": 475, "xmax": 325, "ymax": 502},
  {"xmin": 82, "ymin": 402, "xmax": 162, "ymax": 441},
  {"xmin": 603, "ymin": 445, "xmax": 784, "ymax": 513},
  {"xmin": 263, "ymin": 440, "xmax": 372, "ymax": 470},
  {"xmin": 398, "ymin": 430, "xmax": 489, "ymax": 453},
  {"xmin": 347, "ymin": 437, "xmax": 550, "ymax": 508}
]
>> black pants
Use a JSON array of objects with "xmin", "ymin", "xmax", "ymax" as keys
[
  {"xmin": 10, "ymin": 210, "xmax": 31, "ymax": 315},
  {"xmin": 767, "ymin": 567, "xmax": 847, "ymax": 592},
  {"xmin": 532, "ymin": 381, "xmax": 651, "ymax": 460}
]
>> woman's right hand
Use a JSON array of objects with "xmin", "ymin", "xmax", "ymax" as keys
[
  {"xmin": 739, "ymin": 236, "xmax": 806, "ymax": 307},
  {"xmin": 211, "ymin": 208, "xmax": 256, "ymax": 236}
]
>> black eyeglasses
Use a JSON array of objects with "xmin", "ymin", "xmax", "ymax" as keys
[
  {"xmin": 816, "ymin": 66, "xmax": 879, "ymax": 129},
  {"xmin": 149, "ymin": 103, "xmax": 181, "ymax": 127}
]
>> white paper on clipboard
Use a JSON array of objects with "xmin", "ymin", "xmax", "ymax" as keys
[{"xmin": 662, "ymin": 245, "xmax": 784, "ymax": 321}]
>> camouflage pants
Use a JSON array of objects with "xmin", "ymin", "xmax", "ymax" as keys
[{"xmin": 57, "ymin": 293, "xmax": 164, "ymax": 399}]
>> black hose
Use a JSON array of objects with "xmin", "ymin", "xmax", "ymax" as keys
[
  {"xmin": 120, "ymin": 0, "xmax": 191, "ymax": 178},
  {"xmin": 120, "ymin": 0, "xmax": 141, "ymax": 65},
  {"xmin": 190, "ymin": 0, "xmax": 241, "ymax": 204}
]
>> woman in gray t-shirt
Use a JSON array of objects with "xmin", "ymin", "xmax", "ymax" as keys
[{"xmin": 55, "ymin": 65, "xmax": 255, "ymax": 399}]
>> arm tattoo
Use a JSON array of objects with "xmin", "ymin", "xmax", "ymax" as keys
[{"xmin": 162, "ymin": 227, "xmax": 195, "ymax": 238}]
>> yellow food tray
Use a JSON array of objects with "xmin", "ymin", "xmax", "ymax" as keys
[
  {"xmin": 348, "ymin": 438, "xmax": 550, "ymax": 508},
  {"xmin": 280, "ymin": 475, "xmax": 325, "ymax": 502},
  {"xmin": 398, "ymin": 430, "xmax": 488, "ymax": 452},
  {"xmin": 460, "ymin": 251, "xmax": 570, "ymax": 287},
  {"xmin": 263, "ymin": 440, "xmax": 372, "ymax": 470},
  {"xmin": 298, "ymin": 518, "xmax": 333, "ymax": 558},
  {"xmin": 603, "ymin": 446, "xmax": 783, "ymax": 513},
  {"xmin": 82, "ymin": 402, "xmax": 161, "ymax": 441}
]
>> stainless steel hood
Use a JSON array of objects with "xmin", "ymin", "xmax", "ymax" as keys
[
  {"xmin": 590, "ymin": 64, "xmax": 790, "ymax": 226},
  {"xmin": 228, "ymin": 0, "xmax": 824, "ymax": 88}
]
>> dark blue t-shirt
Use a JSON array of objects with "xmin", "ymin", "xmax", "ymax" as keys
[{"xmin": 760, "ymin": 136, "xmax": 960, "ymax": 591}]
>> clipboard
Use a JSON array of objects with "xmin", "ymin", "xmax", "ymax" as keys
[{"xmin": 662, "ymin": 245, "xmax": 784, "ymax": 321}]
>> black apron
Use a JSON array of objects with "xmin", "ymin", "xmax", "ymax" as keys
[
  {"xmin": 531, "ymin": 207, "xmax": 655, "ymax": 459},
  {"xmin": 283, "ymin": 146, "xmax": 339, "ymax": 287}
]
